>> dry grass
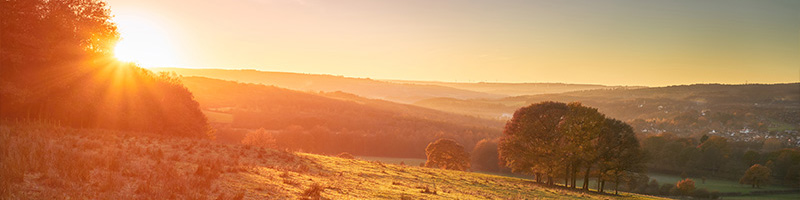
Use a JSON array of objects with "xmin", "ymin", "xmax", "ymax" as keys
[{"xmin": 1, "ymin": 121, "xmax": 665, "ymax": 199}]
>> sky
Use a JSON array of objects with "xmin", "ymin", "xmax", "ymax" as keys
[{"xmin": 106, "ymin": 0, "xmax": 800, "ymax": 86}]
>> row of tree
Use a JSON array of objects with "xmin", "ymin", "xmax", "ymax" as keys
[
  {"xmin": 498, "ymin": 101, "xmax": 645, "ymax": 194},
  {"xmin": 642, "ymin": 132, "xmax": 800, "ymax": 186}
]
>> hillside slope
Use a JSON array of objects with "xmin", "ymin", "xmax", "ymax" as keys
[
  {"xmin": 180, "ymin": 76, "xmax": 503, "ymax": 158},
  {"xmin": 415, "ymin": 83, "xmax": 800, "ymax": 142},
  {"xmin": 0, "ymin": 122, "xmax": 664, "ymax": 200},
  {"xmin": 156, "ymin": 68, "xmax": 505, "ymax": 103}
]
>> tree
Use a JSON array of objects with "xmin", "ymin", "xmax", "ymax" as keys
[
  {"xmin": 676, "ymin": 178, "xmax": 696, "ymax": 196},
  {"xmin": 470, "ymin": 138, "xmax": 503, "ymax": 172},
  {"xmin": 597, "ymin": 119, "xmax": 646, "ymax": 194},
  {"xmin": 425, "ymin": 138, "xmax": 470, "ymax": 171},
  {"xmin": 739, "ymin": 164, "xmax": 771, "ymax": 188},
  {"xmin": 242, "ymin": 128, "xmax": 276, "ymax": 148},
  {"xmin": 698, "ymin": 136, "xmax": 730, "ymax": 173},
  {"xmin": 498, "ymin": 101, "xmax": 570, "ymax": 184},
  {"xmin": 499, "ymin": 101, "xmax": 645, "ymax": 191},
  {"xmin": 0, "ymin": 0, "xmax": 210, "ymax": 138},
  {"xmin": 559, "ymin": 102, "xmax": 607, "ymax": 190}
]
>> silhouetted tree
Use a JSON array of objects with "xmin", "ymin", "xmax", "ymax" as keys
[
  {"xmin": 0, "ymin": 0, "xmax": 210, "ymax": 138},
  {"xmin": 425, "ymin": 138, "xmax": 470, "ymax": 171},
  {"xmin": 740, "ymin": 164, "xmax": 771, "ymax": 188}
]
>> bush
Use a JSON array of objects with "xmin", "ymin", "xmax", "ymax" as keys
[
  {"xmin": 425, "ymin": 138, "xmax": 470, "ymax": 171},
  {"xmin": 301, "ymin": 183, "xmax": 325, "ymax": 200},
  {"xmin": 692, "ymin": 188, "xmax": 710, "ymax": 198},
  {"xmin": 337, "ymin": 152, "xmax": 355, "ymax": 159},
  {"xmin": 659, "ymin": 183, "xmax": 674, "ymax": 196},
  {"xmin": 645, "ymin": 179, "xmax": 659, "ymax": 194},
  {"xmin": 676, "ymin": 178, "xmax": 696, "ymax": 196},
  {"xmin": 710, "ymin": 191, "xmax": 720, "ymax": 199}
]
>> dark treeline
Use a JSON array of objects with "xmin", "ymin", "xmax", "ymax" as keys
[
  {"xmin": 0, "ymin": 0, "xmax": 209, "ymax": 137},
  {"xmin": 498, "ymin": 102, "xmax": 645, "ymax": 194},
  {"xmin": 181, "ymin": 77, "xmax": 501, "ymax": 158},
  {"xmin": 642, "ymin": 132, "xmax": 800, "ymax": 186}
]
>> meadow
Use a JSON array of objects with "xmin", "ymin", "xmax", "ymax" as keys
[
  {"xmin": 0, "ymin": 122, "xmax": 665, "ymax": 199},
  {"xmin": 648, "ymin": 173, "xmax": 796, "ymax": 194}
]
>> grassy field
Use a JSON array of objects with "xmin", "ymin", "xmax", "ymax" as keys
[
  {"xmin": 722, "ymin": 193, "xmax": 800, "ymax": 200},
  {"xmin": 648, "ymin": 173, "xmax": 796, "ymax": 194},
  {"xmin": 1, "ymin": 122, "xmax": 667, "ymax": 199},
  {"xmin": 358, "ymin": 156, "xmax": 427, "ymax": 167}
]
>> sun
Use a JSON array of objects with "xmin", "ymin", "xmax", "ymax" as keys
[{"xmin": 113, "ymin": 15, "xmax": 180, "ymax": 68}]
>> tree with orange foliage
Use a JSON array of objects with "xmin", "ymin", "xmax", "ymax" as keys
[
  {"xmin": 676, "ymin": 178, "xmax": 696, "ymax": 195},
  {"xmin": 425, "ymin": 138, "xmax": 470, "ymax": 171},
  {"xmin": 739, "ymin": 164, "xmax": 770, "ymax": 188}
]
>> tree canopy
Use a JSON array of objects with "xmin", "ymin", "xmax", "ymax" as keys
[
  {"xmin": 498, "ymin": 101, "xmax": 645, "ymax": 193},
  {"xmin": 425, "ymin": 138, "xmax": 470, "ymax": 171},
  {"xmin": 739, "ymin": 164, "xmax": 771, "ymax": 188}
]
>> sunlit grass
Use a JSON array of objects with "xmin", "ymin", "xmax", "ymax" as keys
[{"xmin": 1, "ymin": 121, "xmax": 666, "ymax": 199}]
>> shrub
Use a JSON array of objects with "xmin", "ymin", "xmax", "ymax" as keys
[
  {"xmin": 645, "ymin": 179, "xmax": 659, "ymax": 194},
  {"xmin": 425, "ymin": 138, "xmax": 470, "ymax": 171},
  {"xmin": 710, "ymin": 191, "xmax": 720, "ymax": 199},
  {"xmin": 337, "ymin": 152, "xmax": 355, "ymax": 159},
  {"xmin": 301, "ymin": 183, "xmax": 325, "ymax": 200},
  {"xmin": 659, "ymin": 183, "xmax": 674, "ymax": 196},
  {"xmin": 676, "ymin": 178, "xmax": 696, "ymax": 196},
  {"xmin": 692, "ymin": 188, "xmax": 710, "ymax": 198}
]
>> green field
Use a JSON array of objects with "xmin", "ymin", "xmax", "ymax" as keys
[
  {"xmin": 722, "ymin": 193, "xmax": 800, "ymax": 200},
  {"xmin": 648, "ymin": 173, "xmax": 796, "ymax": 194}
]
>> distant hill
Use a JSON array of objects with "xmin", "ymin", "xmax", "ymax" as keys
[
  {"xmin": 388, "ymin": 80, "xmax": 644, "ymax": 97},
  {"xmin": 156, "ymin": 68, "xmax": 505, "ymax": 103},
  {"xmin": 180, "ymin": 76, "xmax": 504, "ymax": 158},
  {"xmin": 415, "ymin": 83, "xmax": 800, "ymax": 144}
]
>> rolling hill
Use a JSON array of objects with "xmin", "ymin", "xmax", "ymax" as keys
[
  {"xmin": 156, "ymin": 68, "xmax": 505, "ymax": 103},
  {"xmin": 415, "ymin": 83, "xmax": 800, "ymax": 143},
  {"xmin": 180, "ymin": 76, "xmax": 504, "ymax": 158}
]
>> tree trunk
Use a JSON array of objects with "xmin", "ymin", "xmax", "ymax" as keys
[
  {"xmin": 563, "ymin": 163, "xmax": 569, "ymax": 188},
  {"xmin": 601, "ymin": 180, "xmax": 606, "ymax": 193},
  {"xmin": 582, "ymin": 165, "xmax": 591, "ymax": 190},
  {"xmin": 571, "ymin": 168, "xmax": 578, "ymax": 189}
]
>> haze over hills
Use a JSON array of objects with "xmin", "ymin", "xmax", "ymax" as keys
[
  {"xmin": 387, "ymin": 80, "xmax": 645, "ymax": 97},
  {"xmin": 156, "ymin": 68, "xmax": 505, "ymax": 103},
  {"xmin": 169, "ymin": 68, "xmax": 800, "ymax": 146},
  {"xmin": 180, "ymin": 76, "xmax": 503, "ymax": 157}
]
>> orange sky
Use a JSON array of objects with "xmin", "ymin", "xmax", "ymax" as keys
[{"xmin": 107, "ymin": 0, "xmax": 799, "ymax": 86}]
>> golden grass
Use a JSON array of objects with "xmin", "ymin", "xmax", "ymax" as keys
[{"xmin": 0, "ymin": 121, "xmax": 665, "ymax": 199}]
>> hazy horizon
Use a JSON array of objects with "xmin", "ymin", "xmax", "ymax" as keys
[
  {"xmin": 109, "ymin": 0, "xmax": 800, "ymax": 87},
  {"xmin": 155, "ymin": 67, "xmax": 799, "ymax": 87}
]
